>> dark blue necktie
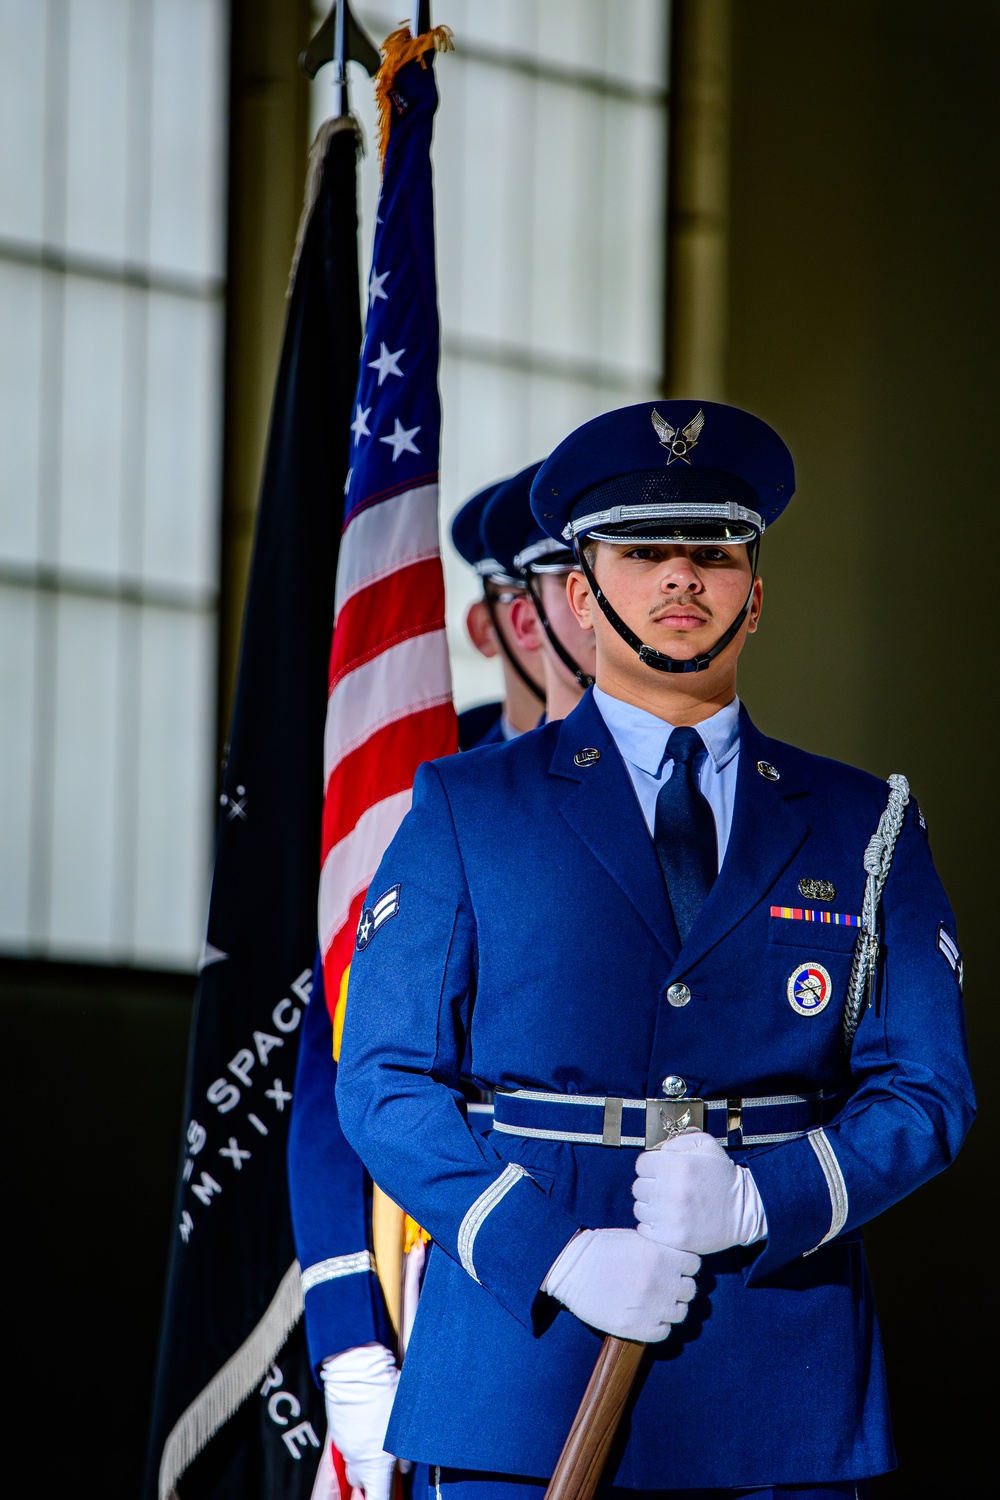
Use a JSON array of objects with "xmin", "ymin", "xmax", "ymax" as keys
[{"xmin": 654, "ymin": 726, "xmax": 718, "ymax": 942}]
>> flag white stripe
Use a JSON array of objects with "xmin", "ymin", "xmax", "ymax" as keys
[
  {"xmin": 318, "ymin": 789, "xmax": 413, "ymax": 953},
  {"xmin": 335, "ymin": 483, "xmax": 441, "ymax": 619},
  {"xmin": 324, "ymin": 628, "xmax": 452, "ymax": 778}
]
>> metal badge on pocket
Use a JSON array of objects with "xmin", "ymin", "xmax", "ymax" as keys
[{"xmin": 787, "ymin": 961, "xmax": 833, "ymax": 1017}]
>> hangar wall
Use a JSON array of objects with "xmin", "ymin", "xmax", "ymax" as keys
[{"xmin": 719, "ymin": 2, "xmax": 996, "ymax": 1487}]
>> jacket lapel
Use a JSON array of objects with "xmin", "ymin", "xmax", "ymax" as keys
[
  {"xmin": 673, "ymin": 707, "xmax": 811, "ymax": 976},
  {"xmin": 550, "ymin": 693, "xmax": 681, "ymax": 962}
]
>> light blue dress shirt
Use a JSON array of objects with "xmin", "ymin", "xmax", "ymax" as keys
[{"xmin": 592, "ymin": 686, "xmax": 741, "ymax": 866}]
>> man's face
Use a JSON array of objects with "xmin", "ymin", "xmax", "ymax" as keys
[
  {"xmin": 538, "ymin": 572, "xmax": 598, "ymax": 685},
  {"xmin": 568, "ymin": 541, "xmax": 761, "ymax": 678}
]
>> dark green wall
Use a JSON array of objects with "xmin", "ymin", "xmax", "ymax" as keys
[
  {"xmin": 725, "ymin": 1, "xmax": 997, "ymax": 1487},
  {"xmin": 4, "ymin": 960, "xmax": 194, "ymax": 1494}
]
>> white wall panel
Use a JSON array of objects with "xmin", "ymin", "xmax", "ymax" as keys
[
  {"xmin": 453, "ymin": 60, "xmax": 535, "ymax": 349},
  {"xmin": 603, "ymin": 0, "xmax": 671, "ymax": 92},
  {"xmin": 0, "ymin": 586, "xmax": 39, "ymax": 946},
  {"xmin": 597, "ymin": 101, "xmax": 666, "ymax": 374},
  {"xmin": 131, "ymin": 606, "xmax": 213, "ymax": 966},
  {"xmin": 440, "ymin": 355, "xmax": 531, "ymax": 516},
  {"xmin": 0, "ymin": 0, "xmax": 48, "ymax": 241},
  {"xmin": 1, "ymin": 0, "xmax": 226, "ymax": 967},
  {"xmin": 143, "ymin": 290, "xmax": 222, "ymax": 592},
  {"xmin": 149, "ymin": 0, "xmax": 229, "ymax": 279},
  {"xmin": 46, "ymin": 594, "xmax": 123, "ymax": 957},
  {"xmin": 530, "ymin": 82, "xmax": 604, "ymax": 362},
  {"xmin": 428, "ymin": 1, "xmax": 517, "ymax": 54},
  {"xmin": 64, "ymin": 0, "xmax": 131, "ymax": 260},
  {"xmin": 57, "ymin": 275, "xmax": 129, "ymax": 577},
  {"xmin": 0, "ymin": 261, "xmax": 45, "ymax": 564}
]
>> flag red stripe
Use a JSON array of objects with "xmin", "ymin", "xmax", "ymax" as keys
[
  {"xmin": 324, "ymin": 889, "xmax": 366, "ymax": 1027},
  {"xmin": 328, "ymin": 557, "xmax": 446, "ymax": 692},
  {"xmin": 322, "ymin": 700, "xmax": 456, "ymax": 863}
]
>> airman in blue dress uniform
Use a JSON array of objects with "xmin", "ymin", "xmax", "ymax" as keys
[
  {"xmin": 450, "ymin": 480, "xmax": 544, "ymax": 749},
  {"xmin": 480, "ymin": 462, "xmax": 596, "ymax": 724},
  {"xmin": 337, "ymin": 400, "xmax": 975, "ymax": 1499}
]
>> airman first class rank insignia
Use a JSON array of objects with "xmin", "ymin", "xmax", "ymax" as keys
[
  {"xmin": 356, "ymin": 885, "xmax": 401, "ymax": 951},
  {"xmin": 937, "ymin": 923, "xmax": 964, "ymax": 991}
]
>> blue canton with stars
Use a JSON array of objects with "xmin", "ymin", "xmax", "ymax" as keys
[{"xmin": 346, "ymin": 57, "xmax": 443, "ymax": 521}]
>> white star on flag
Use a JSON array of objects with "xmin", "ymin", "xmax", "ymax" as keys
[
  {"xmin": 368, "ymin": 342, "xmax": 405, "ymax": 386},
  {"xmin": 350, "ymin": 403, "xmax": 371, "ymax": 444},
  {"xmin": 368, "ymin": 268, "xmax": 390, "ymax": 306},
  {"xmin": 380, "ymin": 419, "xmax": 421, "ymax": 462},
  {"xmin": 343, "ymin": 467, "xmax": 353, "ymax": 495}
]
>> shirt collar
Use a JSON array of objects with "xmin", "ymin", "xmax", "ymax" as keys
[{"xmin": 592, "ymin": 685, "xmax": 741, "ymax": 777}]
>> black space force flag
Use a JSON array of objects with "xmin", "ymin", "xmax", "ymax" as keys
[{"xmin": 145, "ymin": 120, "xmax": 362, "ymax": 1500}]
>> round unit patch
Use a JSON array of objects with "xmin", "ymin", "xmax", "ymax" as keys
[{"xmin": 787, "ymin": 961, "xmax": 833, "ymax": 1016}]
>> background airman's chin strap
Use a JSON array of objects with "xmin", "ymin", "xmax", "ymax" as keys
[
  {"xmin": 524, "ymin": 573, "xmax": 596, "ymax": 691},
  {"xmin": 482, "ymin": 590, "xmax": 546, "ymax": 703},
  {"xmin": 575, "ymin": 542, "xmax": 759, "ymax": 676}
]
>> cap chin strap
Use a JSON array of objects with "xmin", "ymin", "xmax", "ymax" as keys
[
  {"xmin": 575, "ymin": 541, "xmax": 759, "ymax": 675},
  {"xmin": 524, "ymin": 573, "xmax": 595, "ymax": 691},
  {"xmin": 483, "ymin": 589, "xmax": 546, "ymax": 703}
]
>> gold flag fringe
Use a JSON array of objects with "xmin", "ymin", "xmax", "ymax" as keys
[
  {"xmin": 287, "ymin": 114, "xmax": 365, "ymax": 296},
  {"xmin": 375, "ymin": 25, "xmax": 454, "ymax": 170},
  {"xmin": 157, "ymin": 1261, "xmax": 304, "ymax": 1499}
]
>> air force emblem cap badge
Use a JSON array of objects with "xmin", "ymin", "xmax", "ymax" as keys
[
  {"xmin": 356, "ymin": 884, "xmax": 401, "ymax": 951},
  {"xmin": 651, "ymin": 406, "xmax": 705, "ymax": 464}
]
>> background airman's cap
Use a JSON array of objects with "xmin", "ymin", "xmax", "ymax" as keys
[
  {"xmin": 481, "ymin": 461, "xmax": 575, "ymax": 577},
  {"xmin": 530, "ymin": 399, "xmax": 795, "ymax": 547},
  {"xmin": 450, "ymin": 481, "xmax": 512, "ymax": 580}
]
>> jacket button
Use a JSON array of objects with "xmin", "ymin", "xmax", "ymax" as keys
[
  {"xmin": 661, "ymin": 1075, "xmax": 686, "ymax": 1098},
  {"xmin": 666, "ymin": 982, "xmax": 691, "ymax": 1008}
]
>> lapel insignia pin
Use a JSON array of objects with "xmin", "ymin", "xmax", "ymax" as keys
[
  {"xmin": 574, "ymin": 747, "xmax": 601, "ymax": 767},
  {"xmin": 757, "ymin": 759, "xmax": 780, "ymax": 781},
  {"xmin": 799, "ymin": 877, "xmax": 836, "ymax": 902},
  {"xmin": 651, "ymin": 407, "xmax": 705, "ymax": 465}
]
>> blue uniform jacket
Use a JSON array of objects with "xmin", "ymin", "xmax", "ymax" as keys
[
  {"xmin": 288, "ymin": 959, "xmax": 395, "ymax": 1375},
  {"xmin": 289, "ymin": 706, "xmax": 505, "ymax": 1376},
  {"xmin": 458, "ymin": 701, "xmax": 503, "ymax": 750},
  {"xmin": 337, "ymin": 691, "xmax": 974, "ymax": 1490}
]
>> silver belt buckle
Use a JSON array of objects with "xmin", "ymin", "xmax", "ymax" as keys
[{"xmin": 645, "ymin": 1097, "xmax": 705, "ymax": 1148}]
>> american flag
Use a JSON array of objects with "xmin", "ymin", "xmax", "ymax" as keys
[{"xmin": 319, "ymin": 37, "xmax": 457, "ymax": 1048}]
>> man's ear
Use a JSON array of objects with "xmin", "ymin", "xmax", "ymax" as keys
[
  {"xmin": 566, "ymin": 567, "xmax": 594, "ymax": 631},
  {"xmin": 465, "ymin": 599, "xmax": 498, "ymax": 659},
  {"xmin": 508, "ymin": 594, "xmax": 545, "ymax": 651},
  {"xmin": 747, "ymin": 576, "xmax": 764, "ymax": 635}
]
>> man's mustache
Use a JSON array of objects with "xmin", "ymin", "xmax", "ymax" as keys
[{"xmin": 648, "ymin": 598, "xmax": 712, "ymax": 623}]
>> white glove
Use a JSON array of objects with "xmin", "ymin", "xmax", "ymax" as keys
[
  {"xmin": 632, "ymin": 1130, "xmax": 768, "ymax": 1255},
  {"xmin": 542, "ymin": 1227, "xmax": 700, "ymax": 1343},
  {"xmin": 320, "ymin": 1343, "xmax": 399, "ymax": 1500}
]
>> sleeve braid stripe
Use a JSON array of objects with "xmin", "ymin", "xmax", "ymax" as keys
[
  {"xmin": 457, "ymin": 1164, "xmax": 529, "ymax": 1282},
  {"xmin": 301, "ymin": 1250, "xmax": 375, "ymax": 1295},
  {"xmin": 807, "ymin": 1128, "xmax": 849, "ymax": 1248}
]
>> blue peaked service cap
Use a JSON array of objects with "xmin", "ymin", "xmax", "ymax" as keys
[
  {"xmin": 531, "ymin": 400, "xmax": 795, "ymax": 547},
  {"xmin": 450, "ymin": 481, "xmax": 512, "ymax": 580},
  {"xmin": 481, "ymin": 461, "xmax": 576, "ymax": 577}
]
